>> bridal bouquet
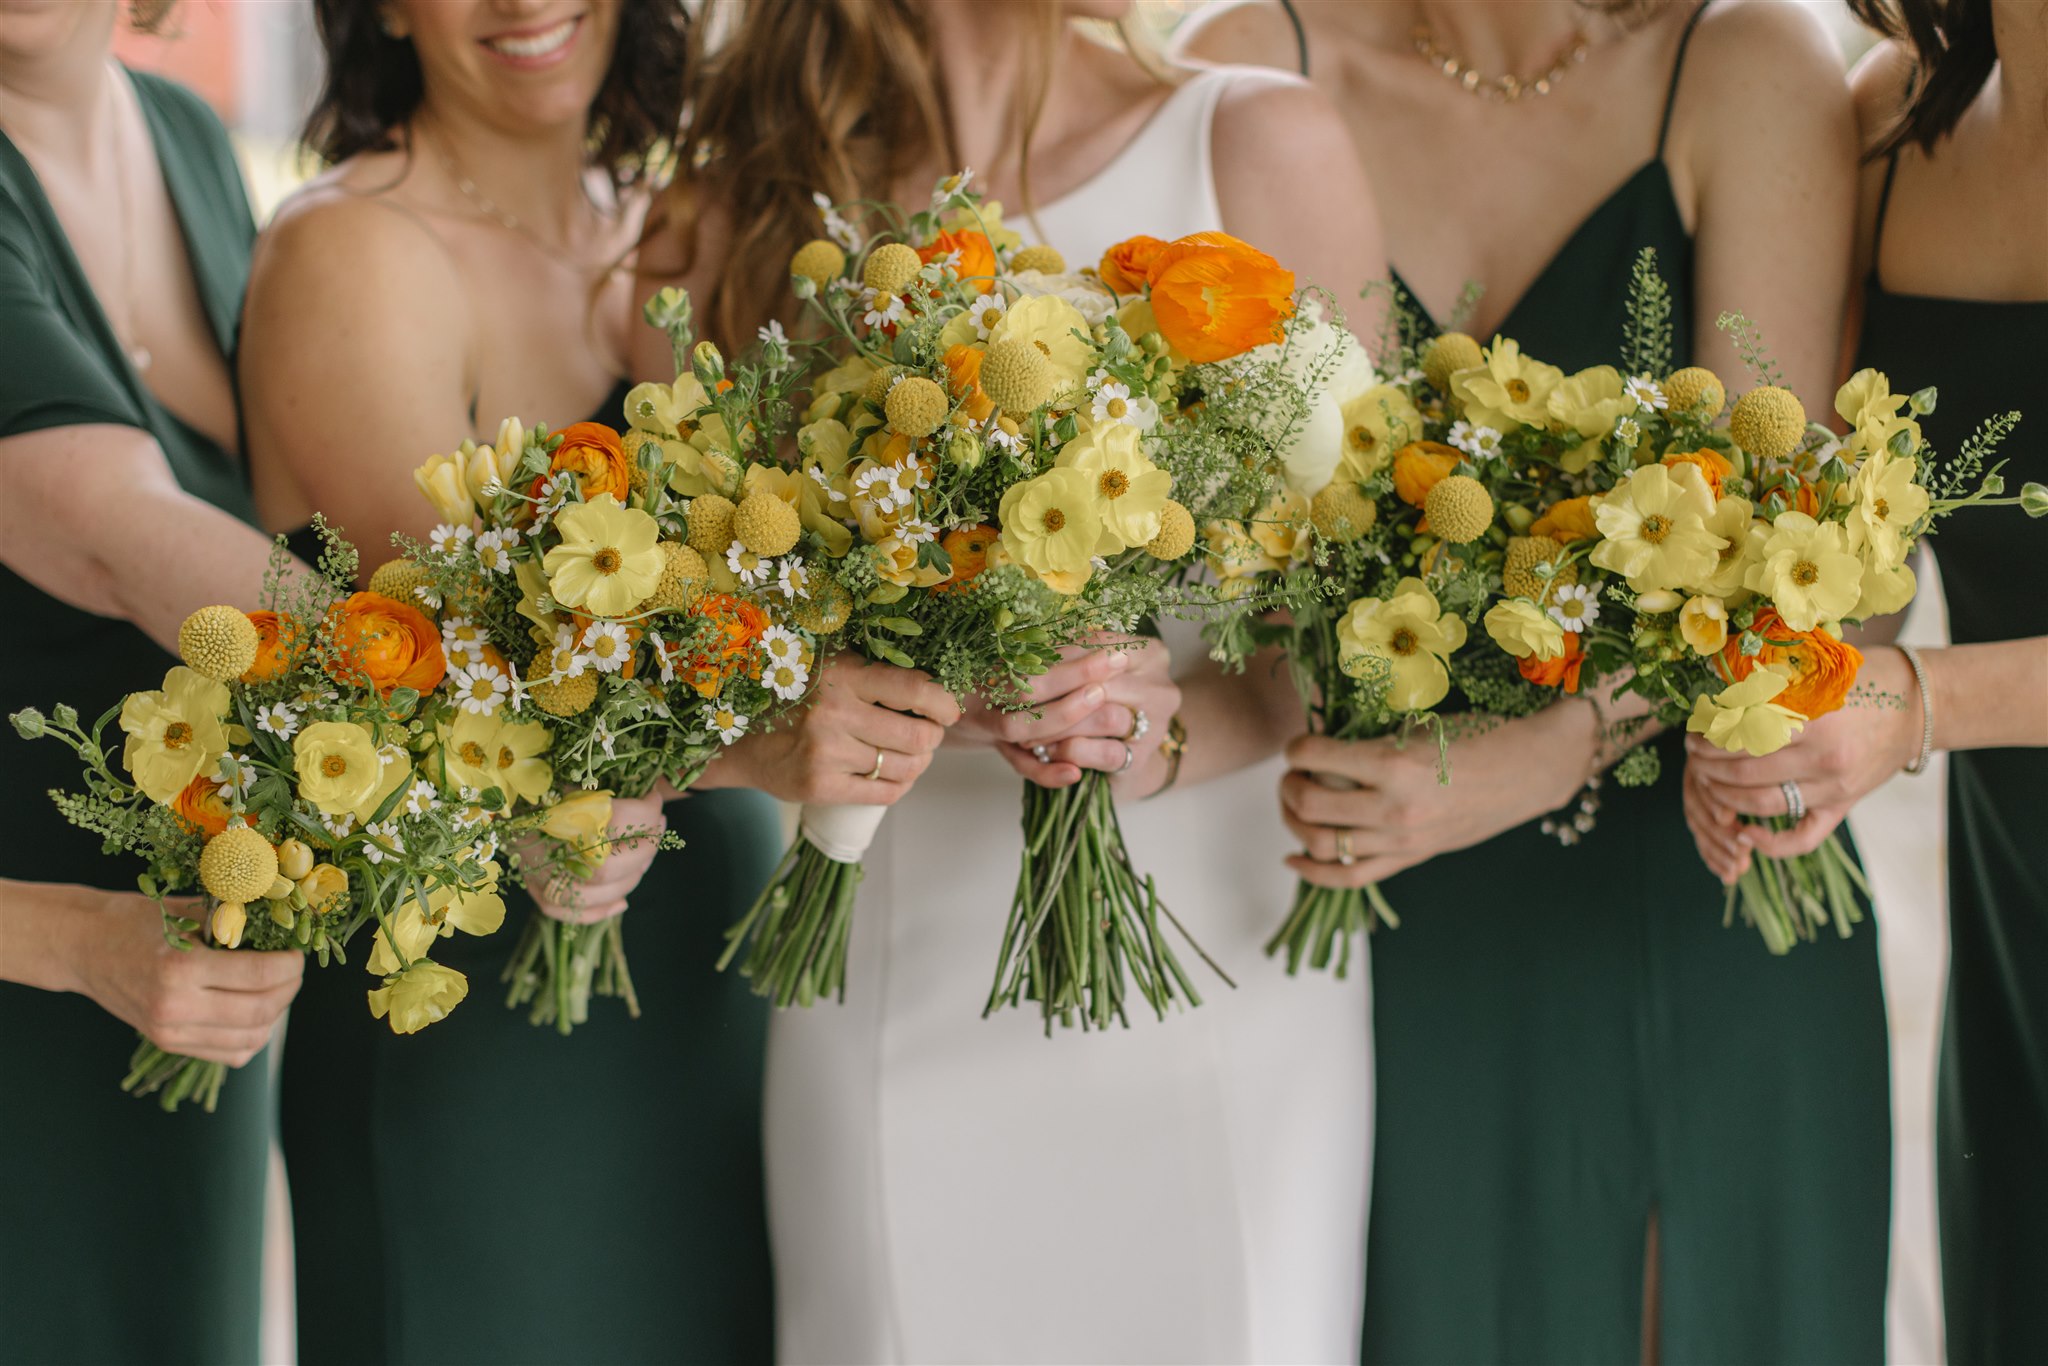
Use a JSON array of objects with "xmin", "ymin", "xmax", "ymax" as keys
[
  {"xmin": 6, "ymin": 532, "xmax": 569, "ymax": 1109},
  {"xmin": 402, "ymin": 329, "xmax": 781, "ymax": 1031}
]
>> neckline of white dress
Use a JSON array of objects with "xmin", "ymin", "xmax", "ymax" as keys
[{"xmin": 1032, "ymin": 66, "xmax": 1243, "ymax": 221}]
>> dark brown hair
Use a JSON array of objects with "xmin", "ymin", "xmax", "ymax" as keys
[
  {"xmin": 1847, "ymin": 0, "xmax": 1999, "ymax": 155},
  {"xmin": 301, "ymin": 0, "xmax": 689, "ymax": 186}
]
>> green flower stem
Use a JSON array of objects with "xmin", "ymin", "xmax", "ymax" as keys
[
  {"xmin": 501, "ymin": 912, "xmax": 641, "ymax": 1032},
  {"xmin": 1723, "ymin": 827, "xmax": 1869, "ymax": 954},
  {"xmin": 121, "ymin": 1039, "xmax": 227, "ymax": 1114},
  {"xmin": 719, "ymin": 838, "xmax": 864, "ymax": 1007}
]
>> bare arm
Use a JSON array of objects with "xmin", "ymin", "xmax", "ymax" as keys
[
  {"xmin": 1171, "ymin": 1, "xmax": 1307, "ymax": 75},
  {"xmin": 0, "ymin": 424, "xmax": 305, "ymax": 654}
]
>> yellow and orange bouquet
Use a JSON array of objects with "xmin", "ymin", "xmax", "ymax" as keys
[
  {"xmin": 1243, "ymin": 251, "xmax": 2037, "ymax": 963},
  {"xmin": 7, "ymin": 532, "xmax": 586, "ymax": 1108}
]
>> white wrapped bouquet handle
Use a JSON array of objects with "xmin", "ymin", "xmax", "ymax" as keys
[{"xmin": 798, "ymin": 801, "xmax": 890, "ymax": 865}]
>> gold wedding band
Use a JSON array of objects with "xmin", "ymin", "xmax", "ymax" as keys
[
  {"xmin": 1335, "ymin": 830, "xmax": 1355, "ymax": 867},
  {"xmin": 867, "ymin": 748, "xmax": 886, "ymax": 782}
]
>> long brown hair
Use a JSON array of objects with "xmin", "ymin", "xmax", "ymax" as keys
[
  {"xmin": 1847, "ymin": 0, "xmax": 1999, "ymax": 155},
  {"xmin": 665, "ymin": 0, "xmax": 1067, "ymax": 350}
]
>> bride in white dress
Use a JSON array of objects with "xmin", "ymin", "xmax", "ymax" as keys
[{"xmin": 681, "ymin": 5, "xmax": 1387, "ymax": 1361}]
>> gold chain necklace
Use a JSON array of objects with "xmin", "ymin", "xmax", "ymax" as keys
[
  {"xmin": 427, "ymin": 131, "xmax": 619, "ymax": 275},
  {"xmin": 1412, "ymin": 22, "xmax": 1591, "ymax": 102}
]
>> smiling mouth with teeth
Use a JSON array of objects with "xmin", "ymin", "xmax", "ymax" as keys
[{"xmin": 483, "ymin": 16, "xmax": 580, "ymax": 61}]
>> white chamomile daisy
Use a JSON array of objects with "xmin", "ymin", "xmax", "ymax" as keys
[
  {"xmin": 758, "ymin": 319, "xmax": 788, "ymax": 348},
  {"xmin": 862, "ymin": 288, "xmax": 907, "ymax": 329},
  {"xmin": 1449, "ymin": 421, "xmax": 1503, "ymax": 462},
  {"xmin": 761, "ymin": 626, "xmax": 805, "ymax": 667},
  {"xmin": 1614, "ymin": 417, "xmax": 1643, "ymax": 447},
  {"xmin": 764, "ymin": 659, "xmax": 810, "ymax": 701},
  {"xmin": 473, "ymin": 528, "xmax": 514, "ymax": 574},
  {"xmin": 319, "ymin": 810, "xmax": 358, "ymax": 840},
  {"xmin": 966, "ymin": 291, "xmax": 1009, "ymax": 340},
  {"xmin": 1548, "ymin": 583, "xmax": 1603, "ymax": 632},
  {"xmin": 897, "ymin": 517, "xmax": 937, "ymax": 548},
  {"xmin": 1625, "ymin": 376, "xmax": 1668, "ymax": 411},
  {"xmin": 727, "ymin": 542, "xmax": 772, "ymax": 588},
  {"xmin": 704, "ymin": 704, "xmax": 750, "ymax": 745},
  {"xmin": 414, "ymin": 582, "xmax": 444, "ymax": 611},
  {"xmin": 776, "ymin": 558, "xmax": 812, "ymax": 600},
  {"xmin": 429, "ymin": 523, "xmax": 474, "ymax": 554},
  {"xmin": 987, "ymin": 424, "xmax": 1024, "ymax": 455},
  {"xmin": 580, "ymin": 620, "xmax": 634, "ymax": 674},
  {"xmin": 452, "ymin": 663, "xmax": 511, "ymax": 715},
  {"xmin": 813, "ymin": 191, "xmax": 858, "ymax": 252},
  {"xmin": 548, "ymin": 623, "xmax": 590, "ymax": 679},
  {"xmin": 254, "ymin": 702, "xmax": 300, "ymax": 740},
  {"xmin": 363, "ymin": 819, "xmax": 406, "ymax": 864},
  {"xmin": 807, "ymin": 466, "xmax": 849, "ymax": 506},
  {"xmin": 648, "ymin": 633, "xmax": 679, "ymax": 684},
  {"xmin": 595, "ymin": 720, "xmax": 618, "ymax": 760},
  {"xmin": 401, "ymin": 778, "xmax": 441, "ymax": 818},
  {"xmin": 214, "ymin": 753, "xmax": 256, "ymax": 802}
]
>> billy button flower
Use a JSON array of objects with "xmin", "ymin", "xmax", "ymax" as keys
[
  {"xmin": 177, "ymin": 606, "xmax": 259, "ymax": 682},
  {"xmin": 1729, "ymin": 386, "xmax": 1808, "ymax": 462},
  {"xmin": 544, "ymin": 495, "xmax": 664, "ymax": 618},
  {"xmin": 199, "ymin": 824, "xmax": 279, "ymax": 906}
]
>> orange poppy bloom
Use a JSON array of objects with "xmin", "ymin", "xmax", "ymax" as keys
[
  {"xmin": 1391, "ymin": 441, "xmax": 1463, "ymax": 508},
  {"xmin": 328, "ymin": 592, "xmax": 447, "ymax": 697},
  {"xmin": 919, "ymin": 230, "xmax": 997, "ymax": 295},
  {"xmin": 1099, "ymin": 234, "xmax": 1169, "ymax": 294},
  {"xmin": 1529, "ymin": 495, "xmax": 1599, "ymax": 543},
  {"xmin": 1662, "ymin": 447, "xmax": 1737, "ymax": 499},
  {"xmin": 1720, "ymin": 608, "xmax": 1863, "ymax": 718},
  {"xmin": 934, "ymin": 524, "xmax": 1000, "ymax": 594},
  {"xmin": 1518, "ymin": 632, "xmax": 1586, "ymax": 693},
  {"xmin": 1144, "ymin": 232, "xmax": 1295, "ymax": 363},
  {"xmin": 942, "ymin": 345, "xmax": 995, "ymax": 423}
]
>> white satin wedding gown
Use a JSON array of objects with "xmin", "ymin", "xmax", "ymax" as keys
[{"xmin": 765, "ymin": 67, "xmax": 1374, "ymax": 1365}]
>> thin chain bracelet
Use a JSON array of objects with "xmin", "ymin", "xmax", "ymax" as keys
[
  {"xmin": 1895, "ymin": 643, "xmax": 1936, "ymax": 775},
  {"xmin": 1540, "ymin": 693, "xmax": 1610, "ymax": 847}
]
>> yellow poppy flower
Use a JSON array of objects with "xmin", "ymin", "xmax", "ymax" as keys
[
  {"xmin": 1451, "ymin": 336, "xmax": 1563, "ymax": 432},
  {"xmin": 292, "ymin": 720, "xmax": 382, "ymax": 816},
  {"xmin": 1745, "ymin": 512, "xmax": 1863, "ymax": 631},
  {"xmin": 1590, "ymin": 462, "xmax": 1727, "ymax": 593},
  {"xmin": 999, "ymin": 468, "xmax": 1105, "ymax": 584},
  {"xmin": 1337, "ymin": 384, "xmax": 1424, "ymax": 484},
  {"xmin": 1336, "ymin": 578, "xmax": 1467, "ymax": 711},
  {"xmin": 1483, "ymin": 599, "xmax": 1567, "ymax": 661},
  {"xmin": 1700, "ymin": 495, "xmax": 1764, "ymax": 599},
  {"xmin": 544, "ymin": 495, "xmax": 664, "ymax": 617},
  {"xmin": 368, "ymin": 959, "xmax": 469, "ymax": 1035},
  {"xmin": 1855, "ymin": 554, "xmax": 1918, "ymax": 618},
  {"xmin": 119, "ymin": 666, "xmax": 231, "ymax": 804},
  {"xmin": 1686, "ymin": 670, "xmax": 1807, "ymax": 756},
  {"xmin": 1056, "ymin": 422, "xmax": 1172, "ymax": 553},
  {"xmin": 1834, "ymin": 368, "xmax": 1921, "ymax": 457},
  {"xmin": 1844, "ymin": 446, "xmax": 1929, "ymax": 571},
  {"xmin": 367, "ymin": 869, "xmax": 507, "ymax": 977},
  {"xmin": 442, "ymin": 711, "xmax": 553, "ymax": 804}
]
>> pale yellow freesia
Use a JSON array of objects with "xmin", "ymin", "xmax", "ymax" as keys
[
  {"xmin": 120, "ymin": 666, "xmax": 231, "ymax": 803},
  {"xmin": 1746, "ymin": 512, "xmax": 1863, "ymax": 630},
  {"xmin": 1337, "ymin": 578, "xmax": 1467, "ymax": 711},
  {"xmin": 1590, "ymin": 462, "xmax": 1726, "ymax": 592},
  {"xmin": 1686, "ymin": 670, "xmax": 1807, "ymax": 756},
  {"xmin": 1678, "ymin": 595, "xmax": 1730, "ymax": 654},
  {"xmin": 414, "ymin": 451, "xmax": 474, "ymax": 525},
  {"xmin": 1484, "ymin": 599, "xmax": 1567, "ymax": 661},
  {"xmin": 542, "ymin": 790, "xmax": 616, "ymax": 865}
]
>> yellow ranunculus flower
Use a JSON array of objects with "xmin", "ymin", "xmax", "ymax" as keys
[
  {"xmin": 351, "ymin": 743, "xmax": 413, "ymax": 825},
  {"xmin": 367, "ymin": 869, "xmax": 507, "ymax": 976},
  {"xmin": 1700, "ymin": 495, "xmax": 1763, "ymax": 599},
  {"xmin": 1547, "ymin": 365, "xmax": 1634, "ymax": 471},
  {"xmin": 1336, "ymin": 577, "xmax": 1467, "ymax": 711},
  {"xmin": 442, "ymin": 711, "xmax": 553, "ymax": 804},
  {"xmin": 368, "ymin": 959, "xmax": 469, "ymax": 1035},
  {"xmin": 544, "ymin": 495, "xmax": 664, "ymax": 617},
  {"xmin": 1484, "ymin": 599, "xmax": 1567, "ymax": 661},
  {"xmin": 1854, "ymin": 553, "xmax": 1918, "ymax": 618},
  {"xmin": 293, "ymin": 721, "xmax": 384, "ymax": 815},
  {"xmin": 990, "ymin": 294, "xmax": 1092, "ymax": 393},
  {"xmin": 1056, "ymin": 421, "xmax": 1171, "ymax": 553},
  {"xmin": 1203, "ymin": 518, "xmax": 1266, "ymax": 583},
  {"xmin": 119, "ymin": 666, "xmax": 231, "ymax": 803},
  {"xmin": 1844, "ymin": 446, "xmax": 1929, "ymax": 570},
  {"xmin": 1678, "ymin": 595, "xmax": 1730, "ymax": 654},
  {"xmin": 1590, "ymin": 462, "xmax": 1727, "ymax": 593},
  {"xmin": 297, "ymin": 862, "xmax": 350, "ymax": 915},
  {"xmin": 873, "ymin": 534, "xmax": 950, "ymax": 590},
  {"xmin": 1337, "ymin": 384, "xmax": 1423, "ymax": 484},
  {"xmin": 998, "ymin": 467, "xmax": 1104, "ymax": 583},
  {"xmin": 1835, "ymin": 368, "xmax": 1922, "ymax": 457},
  {"xmin": 542, "ymin": 790, "xmax": 616, "ymax": 865},
  {"xmin": 1686, "ymin": 670, "xmax": 1807, "ymax": 756},
  {"xmin": 414, "ymin": 450, "xmax": 474, "ymax": 526},
  {"xmin": 1247, "ymin": 490, "xmax": 1311, "ymax": 569},
  {"xmin": 1745, "ymin": 512, "xmax": 1863, "ymax": 631},
  {"xmin": 1451, "ymin": 336, "xmax": 1563, "ymax": 432}
]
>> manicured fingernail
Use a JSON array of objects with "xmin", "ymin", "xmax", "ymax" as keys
[
  {"xmin": 1085, "ymin": 685, "xmax": 1105, "ymax": 704},
  {"xmin": 1110, "ymin": 652, "xmax": 1132, "ymax": 670}
]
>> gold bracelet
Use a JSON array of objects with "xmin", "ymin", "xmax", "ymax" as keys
[{"xmin": 1149, "ymin": 714, "xmax": 1188, "ymax": 798}]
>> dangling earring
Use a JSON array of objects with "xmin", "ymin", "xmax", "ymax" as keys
[{"xmin": 379, "ymin": 9, "xmax": 410, "ymax": 39}]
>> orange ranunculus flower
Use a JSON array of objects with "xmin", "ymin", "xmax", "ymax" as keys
[
  {"xmin": 1721, "ymin": 608, "xmax": 1863, "ymax": 719},
  {"xmin": 942, "ymin": 344, "xmax": 995, "ymax": 422},
  {"xmin": 1793, "ymin": 480, "xmax": 1820, "ymax": 517},
  {"xmin": 1099, "ymin": 235, "xmax": 1169, "ymax": 294},
  {"xmin": 1518, "ymin": 632, "xmax": 1586, "ymax": 693},
  {"xmin": 679, "ymin": 593, "xmax": 769, "ymax": 699},
  {"xmin": 529, "ymin": 421, "xmax": 635, "ymax": 505},
  {"xmin": 171, "ymin": 773, "xmax": 232, "ymax": 839},
  {"xmin": 330, "ymin": 592, "xmax": 446, "ymax": 697},
  {"xmin": 1144, "ymin": 232, "xmax": 1295, "ymax": 363},
  {"xmin": 920, "ymin": 230, "xmax": 996, "ymax": 295},
  {"xmin": 1529, "ymin": 495, "xmax": 1599, "ymax": 542},
  {"xmin": 1391, "ymin": 441, "xmax": 1463, "ymax": 508},
  {"xmin": 1662, "ymin": 447, "xmax": 1736, "ymax": 499},
  {"xmin": 934, "ymin": 524, "xmax": 1000, "ymax": 595},
  {"xmin": 242, "ymin": 610, "xmax": 303, "ymax": 683}
]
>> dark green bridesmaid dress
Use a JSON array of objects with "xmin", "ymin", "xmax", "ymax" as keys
[
  {"xmin": 277, "ymin": 384, "xmax": 781, "ymax": 1365},
  {"xmin": 0, "ymin": 73, "xmax": 269, "ymax": 1365},
  {"xmin": 1363, "ymin": 11, "xmax": 1893, "ymax": 1361},
  {"xmin": 1853, "ymin": 151, "xmax": 2048, "ymax": 1366}
]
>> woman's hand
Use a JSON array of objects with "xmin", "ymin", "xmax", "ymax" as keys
[
  {"xmin": 697, "ymin": 654, "xmax": 961, "ymax": 804},
  {"xmin": 526, "ymin": 791, "xmax": 669, "ymax": 924},
  {"xmin": 7, "ymin": 885, "xmax": 304, "ymax": 1066},
  {"xmin": 1682, "ymin": 647, "xmax": 1922, "ymax": 878},
  {"xmin": 978, "ymin": 637, "xmax": 1182, "ymax": 797},
  {"xmin": 1280, "ymin": 700, "xmax": 1598, "ymax": 887}
]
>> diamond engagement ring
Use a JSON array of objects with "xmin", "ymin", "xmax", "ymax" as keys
[
  {"xmin": 1125, "ymin": 707, "xmax": 1150, "ymax": 742},
  {"xmin": 1781, "ymin": 779, "xmax": 1806, "ymax": 823},
  {"xmin": 1032, "ymin": 744, "xmax": 1053, "ymax": 764},
  {"xmin": 1335, "ymin": 830, "xmax": 1355, "ymax": 866}
]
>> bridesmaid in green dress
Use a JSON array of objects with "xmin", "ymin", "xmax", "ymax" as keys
[
  {"xmin": 0, "ymin": 6, "xmax": 305, "ymax": 1360},
  {"xmin": 240, "ymin": 4, "xmax": 956, "ymax": 1361},
  {"xmin": 1189, "ymin": 2, "xmax": 1892, "ymax": 1360},
  {"xmin": 1690, "ymin": 3, "xmax": 2048, "ymax": 1360}
]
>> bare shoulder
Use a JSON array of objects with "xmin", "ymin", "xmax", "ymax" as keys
[
  {"xmin": 1209, "ymin": 72, "xmax": 1358, "ymax": 178},
  {"xmin": 1682, "ymin": 0, "xmax": 1848, "ymax": 95},
  {"xmin": 250, "ymin": 166, "xmax": 466, "ymax": 330},
  {"xmin": 1848, "ymin": 37, "xmax": 1915, "ymax": 145},
  {"xmin": 1170, "ymin": 0, "xmax": 1302, "ymax": 75}
]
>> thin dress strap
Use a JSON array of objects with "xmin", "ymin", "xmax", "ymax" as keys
[
  {"xmin": 1869, "ymin": 151, "xmax": 1903, "ymax": 279},
  {"xmin": 1279, "ymin": 0, "xmax": 1310, "ymax": 77},
  {"xmin": 1656, "ymin": 1, "xmax": 1714, "ymax": 158}
]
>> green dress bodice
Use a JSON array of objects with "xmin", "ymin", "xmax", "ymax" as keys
[{"xmin": 0, "ymin": 71, "xmax": 267, "ymax": 1366}]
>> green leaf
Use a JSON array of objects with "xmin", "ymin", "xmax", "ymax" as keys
[{"xmin": 874, "ymin": 617, "xmax": 923, "ymax": 636}]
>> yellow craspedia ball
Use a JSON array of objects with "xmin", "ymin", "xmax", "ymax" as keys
[
  {"xmin": 862, "ymin": 365, "xmax": 904, "ymax": 407},
  {"xmin": 640, "ymin": 542, "xmax": 707, "ymax": 614},
  {"xmin": 884, "ymin": 376, "xmax": 950, "ymax": 438},
  {"xmin": 863, "ymin": 242, "xmax": 923, "ymax": 296},
  {"xmin": 1729, "ymin": 385, "xmax": 1808, "ymax": 461},
  {"xmin": 979, "ymin": 337, "xmax": 1058, "ymax": 415},
  {"xmin": 1144, "ymin": 500, "xmax": 1197, "ymax": 560},
  {"xmin": 177, "ymin": 606, "xmax": 259, "ymax": 683},
  {"xmin": 1502, "ymin": 534, "xmax": 1577, "ymax": 601},
  {"xmin": 1009, "ymin": 244, "xmax": 1066, "ymax": 275},
  {"xmin": 1663, "ymin": 367, "xmax": 1726, "ymax": 419},
  {"xmin": 789, "ymin": 576, "xmax": 854, "ymax": 634},
  {"xmin": 368, "ymin": 558, "xmax": 436, "ymax": 610},
  {"xmin": 1422, "ymin": 332, "xmax": 1485, "ymax": 394},
  {"xmin": 790, "ymin": 238, "xmax": 846, "ymax": 288},
  {"xmin": 685, "ymin": 493, "xmax": 737, "ymax": 556},
  {"xmin": 526, "ymin": 657, "xmax": 598, "ymax": 717},
  {"xmin": 733, "ymin": 492, "xmax": 802, "ymax": 557},
  {"xmin": 200, "ymin": 825, "xmax": 279, "ymax": 906},
  {"xmin": 1310, "ymin": 484, "xmax": 1378, "ymax": 543},
  {"xmin": 1423, "ymin": 474, "xmax": 1494, "ymax": 544}
]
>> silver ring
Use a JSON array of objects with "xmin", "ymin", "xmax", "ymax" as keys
[
  {"xmin": 1125, "ymin": 707, "xmax": 1150, "ymax": 742},
  {"xmin": 1116, "ymin": 742, "xmax": 1135, "ymax": 774},
  {"xmin": 1781, "ymin": 779, "xmax": 1806, "ymax": 823},
  {"xmin": 866, "ymin": 748, "xmax": 886, "ymax": 782},
  {"xmin": 1031, "ymin": 744, "xmax": 1053, "ymax": 764},
  {"xmin": 1335, "ymin": 830, "xmax": 1355, "ymax": 866}
]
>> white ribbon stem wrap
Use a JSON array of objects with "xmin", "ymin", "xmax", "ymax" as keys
[{"xmin": 798, "ymin": 801, "xmax": 890, "ymax": 865}]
